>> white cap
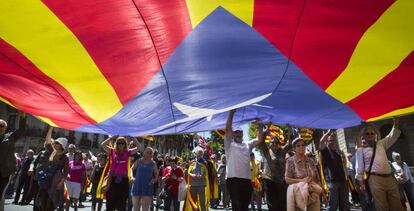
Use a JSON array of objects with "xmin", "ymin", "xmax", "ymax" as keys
[
  {"xmin": 54, "ymin": 137, "xmax": 68, "ymax": 150},
  {"xmin": 192, "ymin": 146, "xmax": 204, "ymax": 154}
]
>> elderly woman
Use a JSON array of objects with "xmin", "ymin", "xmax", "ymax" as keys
[
  {"xmin": 131, "ymin": 147, "xmax": 158, "ymax": 211},
  {"xmin": 183, "ymin": 146, "xmax": 209, "ymax": 211},
  {"xmin": 101, "ymin": 136, "xmax": 140, "ymax": 211},
  {"xmin": 285, "ymin": 138, "xmax": 322, "ymax": 211}
]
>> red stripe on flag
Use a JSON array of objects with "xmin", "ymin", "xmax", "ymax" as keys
[
  {"xmin": 133, "ymin": 0, "xmax": 192, "ymax": 64},
  {"xmin": 253, "ymin": 0, "xmax": 394, "ymax": 89},
  {"xmin": 347, "ymin": 52, "xmax": 414, "ymax": 120},
  {"xmin": 43, "ymin": 0, "xmax": 191, "ymax": 104},
  {"xmin": 0, "ymin": 39, "xmax": 96, "ymax": 129}
]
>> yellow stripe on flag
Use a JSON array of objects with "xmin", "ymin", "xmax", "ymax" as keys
[
  {"xmin": 367, "ymin": 105, "xmax": 414, "ymax": 122},
  {"xmin": 35, "ymin": 116, "xmax": 58, "ymax": 127},
  {"xmin": 326, "ymin": 0, "xmax": 414, "ymax": 103},
  {"xmin": 0, "ymin": 96, "xmax": 58, "ymax": 127},
  {"xmin": 0, "ymin": 1, "xmax": 123, "ymax": 123},
  {"xmin": 186, "ymin": 0, "xmax": 254, "ymax": 28},
  {"xmin": 0, "ymin": 96, "xmax": 14, "ymax": 108}
]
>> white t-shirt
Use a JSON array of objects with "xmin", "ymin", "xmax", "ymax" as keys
[{"xmin": 224, "ymin": 138, "xmax": 256, "ymax": 180}]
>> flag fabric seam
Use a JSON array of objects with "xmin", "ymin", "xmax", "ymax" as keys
[{"xmin": 131, "ymin": 0, "xmax": 178, "ymax": 134}]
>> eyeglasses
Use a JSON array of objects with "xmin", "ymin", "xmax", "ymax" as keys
[
  {"xmin": 328, "ymin": 140, "xmax": 336, "ymax": 142},
  {"xmin": 117, "ymin": 142, "xmax": 126, "ymax": 145},
  {"xmin": 365, "ymin": 132, "xmax": 375, "ymax": 135}
]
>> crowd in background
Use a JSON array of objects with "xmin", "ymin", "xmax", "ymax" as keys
[{"xmin": 0, "ymin": 111, "xmax": 412, "ymax": 211}]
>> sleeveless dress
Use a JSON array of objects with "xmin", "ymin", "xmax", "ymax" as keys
[{"xmin": 131, "ymin": 159, "xmax": 154, "ymax": 196}]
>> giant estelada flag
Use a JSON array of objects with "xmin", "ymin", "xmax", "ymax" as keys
[{"xmin": 0, "ymin": 0, "xmax": 413, "ymax": 135}]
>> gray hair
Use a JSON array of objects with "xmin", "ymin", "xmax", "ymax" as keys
[
  {"xmin": 0, "ymin": 119, "xmax": 7, "ymax": 127},
  {"xmin": 392, "ymin": 152, "xmax": 401, "ymax": 160}
]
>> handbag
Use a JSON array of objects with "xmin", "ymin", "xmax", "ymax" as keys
[{"xmin": 178, "ymin": 180, "xmax": 188, "ymax": 201}]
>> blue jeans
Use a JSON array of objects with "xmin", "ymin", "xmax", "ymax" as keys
[
  {"xmin": 164, "ymin": 196, "xmax": 179, "ymax": 211},
  {"xmin": 327, "ymin": 181, "xmax": 350, "ymax": 211}
]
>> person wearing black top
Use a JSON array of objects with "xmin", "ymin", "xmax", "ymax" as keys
[
  {"xmin": 13, "ymin": 149, "xmax": 34, "ymax": 205},
  {"xmin": 259, "ymin": 135, "xmax": 291, "ymax": 211},
  {"xmin": 90, "ymin": 153, "xmax": 107, "ymax": 211},
  {"xmin": 0, "ymin": 112, "xmax": 26, "ymax": 204},
  {"xmin": 320, "ymin": 130, "xmax": 349, "ymax": 211}
]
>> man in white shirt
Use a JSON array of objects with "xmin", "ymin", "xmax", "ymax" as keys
[
  {"xmin": 355, "ymin": 117, "xmax": 403, "ymax": 211},
  {"xmin": 225, "ymin": 109, "xmax": 263, "ymax": 211}
]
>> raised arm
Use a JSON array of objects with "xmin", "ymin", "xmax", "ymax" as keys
[
  {"xmin": 252, "ymin": 121, "xmax": 264, "ymax": 147},
  {"xmin": 45, "ymin": 126, "xmax": 53, "ymax": 146},
  {"xmin": 383, "ymin": 117, "xmax": 401, "ymax": 150},
  {"xmin": 101, "ymin": 136, "xmax": 116, "ymax": 154},
  {"xmin": 319, "ymin": 129, "xmax": 332, "ymax": 150},
  {"xmin": 225, "ymin": 109, "xmax": 236, "ymax": 142},
  {"xmin": 9, "ymin": 111, "xmax": 27, "ymax": 143},
  {"xmin": 282, "ymin": 125, "xmax": 293, "ymax": 153},
  {"xmin": 128, "ymin": 137, "xmax": 141, "ymax": 155}
]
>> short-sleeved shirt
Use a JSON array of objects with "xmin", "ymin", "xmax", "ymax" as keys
[
  {"xmin": 224, "ymin": 138, "xmax": 256, "ymax": 180},
  {"xmin": 68, "ymin": 161, "xmax": 85, "ymax": 183},
  {"xmin": 285, "ymin": 155, "xmax": 319, "ymax": 182},
  {"xmin": 110, "ymin": 149, "xmax": 131, "ymax": 177}
]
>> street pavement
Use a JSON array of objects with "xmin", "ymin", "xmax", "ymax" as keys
[{"xmin": 4, "ymin": 198, "xmax": 364, "ymax": 211}]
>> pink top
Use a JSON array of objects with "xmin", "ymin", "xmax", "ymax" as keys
[
  {"xmin": 68, "ymin": 161, "xmax": 86, "ymax": 183},
  {"xmin": 110, "ymin": 149, "xmax": 131, "ymax": 177},
  {"xmin": 15, "ymin": 157, "xmax": 22, "ymax": 168}
]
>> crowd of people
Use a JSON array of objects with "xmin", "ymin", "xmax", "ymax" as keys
[{"xmin": 0, "ymin": 110, "xmax": 411, "ymax": 211}]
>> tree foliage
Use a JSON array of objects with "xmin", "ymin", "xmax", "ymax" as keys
[{"xmin": 207, "ymin": 130, "xmax": 225, "ymax": 155}]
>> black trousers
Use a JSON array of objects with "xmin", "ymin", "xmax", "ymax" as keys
[
  {"xmin": 106, "ymin": 177, "xmax": 129, "ymax": 211},
  {"xmin": 14, "ymin": 174, "xmax": 30, "ymax": 203},
  {"xmin": 226, "ymin": 178, "xmax": 252, "ymax": 211},
  {"xmin": 263, "ymin": 179, "xmax": 287, "ymax": 211},
  {"xmin": 0, "ymin": 175, "xmax": 10, "ymax": 200}
]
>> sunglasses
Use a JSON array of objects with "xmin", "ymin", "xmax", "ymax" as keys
[
  {"xmin": 117, "ymin": 142, "xmax": 126, "ymax": 145},
  {"xmin": 365, "ymin": 132, "xmax": 375, "ymax": 135}
]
